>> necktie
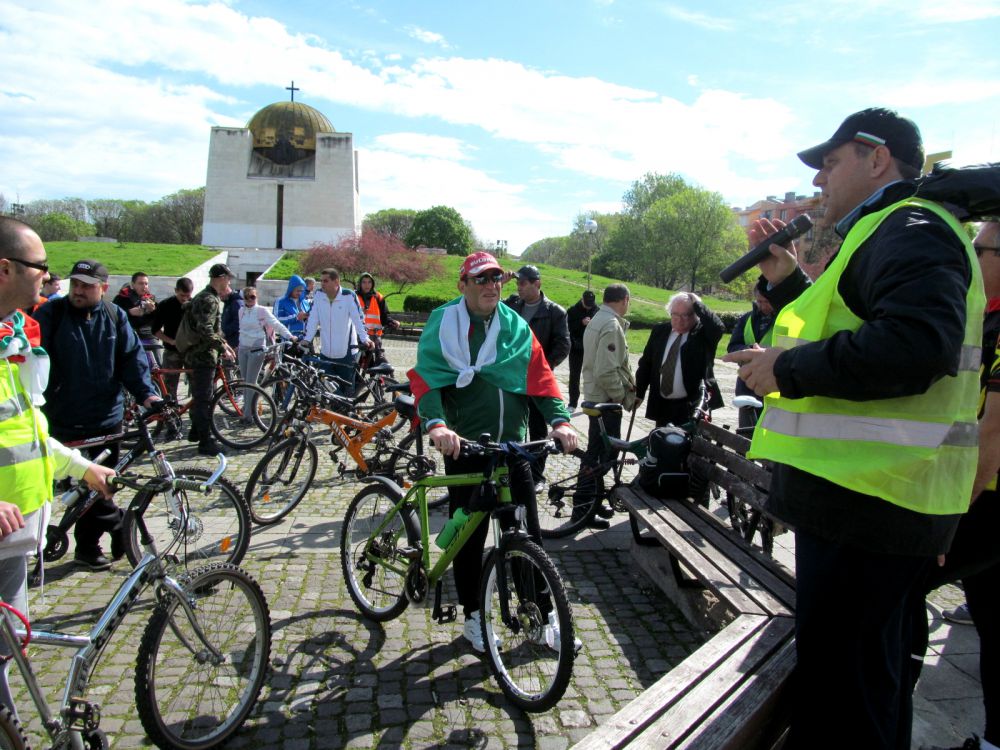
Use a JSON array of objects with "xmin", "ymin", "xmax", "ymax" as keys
[{"xmin": 659, "ymin": 334, "xmax": 683, "ymax": 398}]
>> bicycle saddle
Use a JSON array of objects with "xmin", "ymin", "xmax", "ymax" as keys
[
  {"xmin": 579, "ymin": 401, "xmax": 624, "ymax": 417},
  {"xmin": 393, "ymin": 394, "xmax": 416, "ymax": 420}
]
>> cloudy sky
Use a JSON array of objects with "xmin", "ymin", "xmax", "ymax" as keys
[{"xmin": 1, "ymin": 0, "xmax": 998, "ymax": 254}]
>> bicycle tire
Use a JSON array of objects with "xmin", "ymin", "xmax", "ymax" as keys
[
  {"xmin": 537, "ymin": 448, "xmax": 602, "ymax": 539},
  {"xmin": 244, "ymin": 437, "xmax": 318, "ymax": 526},
  {"xmin": 357, "ymin": 399, "xmax": 409, "ymax": 436},
  {"xmin": 480, "ymin": 538, "xmax": 575, "ymax": 712},
  {"xmin": 0, "ymin": 705, "xmax": 29, "ymax": 750},
  {"xmin": 383, "ymin": 430, "xmax": 448, "ymax": 509},
  {"xmin": 341, "ymin": 483, "xmax": 417, "ymax": 622},
  {"xmin": 135, "ymin": 563, "xmax": 271, "ymax": 750},
  {"xmin": 122, "ymin": 469, "xmax": 252, "ymax": 569},
  {"xmin": 209, "ymin": 382, "xmax": 277, "ymax": 449}
]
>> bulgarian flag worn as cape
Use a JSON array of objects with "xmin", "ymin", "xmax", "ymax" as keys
[{"xmin": 408, "ymin": 297, "xmax": 562, "ymax": 405}]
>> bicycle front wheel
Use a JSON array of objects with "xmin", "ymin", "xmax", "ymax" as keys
[
  {"xmin": 136, "ymin": 563, "xmax": 271, "ymax": 750},
  {"xmin": 537, "ymin": 448, "xmax": 602, "ymax": 539},
  {"xmin": 341, "ymin": 483, "xmax": 416, "ymax": 622},
  {"xmin": 245, "ymin": 437, "xmax": 318, "ymax": 526},
  {"xmin": 480, "ymin": 538, "xmax": 575, "ymax": 712},
  {"xmin": 210, "ymin": 382, "xmax": 277, "ymax": 449},
  {"xmin": 122, "ymin": 469, "xmax": 252, "ymax": 569}
]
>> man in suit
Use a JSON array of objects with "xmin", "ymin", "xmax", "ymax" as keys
[{"xmin": 635, "ymin": 292, "xmax": 724, "ymax": 428}]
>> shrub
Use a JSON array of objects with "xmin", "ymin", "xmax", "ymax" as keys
[{"xmin": 403, "ymin": 295, "xmax": 451, "ymax": 312}]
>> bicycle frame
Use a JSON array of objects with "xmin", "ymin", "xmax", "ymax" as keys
[
  {"xmin": 1, "ymin": 552, "xmax": 207, "ymax": 748},
  {"xmin": 305, "ymin": 403, "xmax": 399, "ymax": 474}
]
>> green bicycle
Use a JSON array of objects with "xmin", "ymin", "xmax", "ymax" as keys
[{"xmin": 340, "ymin": 431, "xmax": 576, "ymax": 712}]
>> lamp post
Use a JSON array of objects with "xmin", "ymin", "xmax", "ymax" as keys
[
  {"xmin": 494, "ymin": 239, "xmax": 507, "ymax": 257},
  {"xmin": 583, "ymin": 219, "xmax": 598, "ymax": 290}
]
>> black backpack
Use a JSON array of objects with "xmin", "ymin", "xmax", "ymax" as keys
[{"xmin": 634, "ymin": 425, "xmax": 691, "ymax": 499}]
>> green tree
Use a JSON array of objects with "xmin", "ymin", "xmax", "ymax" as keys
[
  {"xmin": 32, "ymin": 212, "xmax": 94, "ymax": 242},
  {"xmin": 643, "ymin": 187, "xmax": 745, "ymax": 292},
  {"xmin": 405, "ymin": 205, "xmax": 473, "ymax": 256},
  {"xmin": 363, "ymin": 208, "xmax": 417, "ymax": 241}
]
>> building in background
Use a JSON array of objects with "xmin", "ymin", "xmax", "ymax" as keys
[{"xmin": 202, "ymin": 87, "xmax": 359, "ymax": 250}]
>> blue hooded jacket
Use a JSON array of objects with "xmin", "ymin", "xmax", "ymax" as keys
[{"xmin": 274, "ymin": 274, "xmax": 308, "ymax": 336}]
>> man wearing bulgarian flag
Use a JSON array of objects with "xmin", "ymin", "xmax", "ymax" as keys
[{"xmin": 408, "ymin": 251, "xmax": 578, "ymax": 653}]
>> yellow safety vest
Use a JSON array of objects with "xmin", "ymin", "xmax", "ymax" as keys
[
  {"xmin": 743, "ymin": 313, "xmax": 773, "ymax": 347},
  {"xmin": 749, "ymin": 198, "xmax": 985, "ymax": 515},
  {"xmin": 361, "ymin": 294, "xmax": 383, "ymax": 336},
  {"xmin": 0, "ymin": 358, "xmax": 55, "ymax": 515}
]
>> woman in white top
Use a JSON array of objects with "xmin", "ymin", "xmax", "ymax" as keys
[{"xmin": 238, "ymin": 287, "xmax": 296, "ymax": 405}]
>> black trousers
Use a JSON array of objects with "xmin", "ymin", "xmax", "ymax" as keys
[
  {"xmin": 655, "ymin": 397, "xmax": 694, "ymax": 429},
  {"xmin": 445, "ymin": 453, "xmax": 539, "ymax": 618},
  {"xmin": 50, "ymin": 423, "xmax": 123, "ymax": 557},
  {"xmin": 575, "ymin": 411, "xmax": 622, "ymax": 509},
  {"xmin": 910, "ymin": 492, "xmax": 1000, "ymax": 744},
  {"xmin": 787, "ymin": 528, "xmax": 931, "ymax": 750},
  {"xmin": 568, "ymin": 348, "xmax": 584, "ymax": 407},
  {"xmin": 189, "ymin": 365, "xmax": 215, "ymax": 446}
]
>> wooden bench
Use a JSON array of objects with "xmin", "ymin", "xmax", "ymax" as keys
[
  {"xmin": 386, "ymin": 311, "xmax": 430, "ymax": 338},
  {"xmin": 573, "ymin": 421, "xmax": 794, "ymax": 750}
]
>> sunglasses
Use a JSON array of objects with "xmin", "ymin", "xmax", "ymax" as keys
[
  {"xmin": 4, "ymin": 257, "xmax": 49, "ymax": 273},
  {"xmin": 974, "ymin": 244, "xmax": 1000, "ymax": 257},
  {"xmin": 245, "ymin": 295, "xmax": 257, "ymax": 300},
  {"xmin": 468, "ymin": 272, "xmax": 504, "ymax": 286}
]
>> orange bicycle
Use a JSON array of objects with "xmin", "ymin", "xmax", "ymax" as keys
[{"xmin": 243, "ymin": 389, "xmax": 441, "ymax": 526}]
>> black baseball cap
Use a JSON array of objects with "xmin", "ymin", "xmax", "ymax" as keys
[
  {"xmin": 582, "ymin": 290, "xmax": 596, "ymax": 303},
  {"xmin": 69, "ymin": 259, "xmax": 109, "ymax": 284},
  {"xmin": 797, "ymin": 107, "xmax": 924, "ymax": 171},
  {"xmin": 209, "ymin": 263, "xmax": 233, "ymax": 278},
  {"xmin": 516, "ymin": 265, "xmax": 540, "ymax": 282}
]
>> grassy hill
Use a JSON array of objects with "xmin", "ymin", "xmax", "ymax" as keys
[
  {"xmin": 267, "ymin": 253, "xmax": 751, "ymax": 353},
  {"xmin": 43, "ymin": 242, "xmax": 217, "ymax": 277}
]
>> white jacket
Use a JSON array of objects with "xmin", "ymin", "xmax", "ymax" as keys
[
  {"xmin": 238, "ymin": 304, "xmax": 294, "ymax": 349},
  {"xmin": 304, "ymin": 289, "xmax": 370, "ymax": 359}
]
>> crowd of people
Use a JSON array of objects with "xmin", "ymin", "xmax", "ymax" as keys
[{"xmin": 0, "ymin": 104, "xmax": 995, "ymax": 749}]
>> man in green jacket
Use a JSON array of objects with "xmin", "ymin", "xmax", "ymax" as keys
[
  {"xmin": 185, "ymin": 263, "xmax": 236, "ymax": 456},
  {"xmin": 409, "ymin": 251, "xmax": 578, "ymax": 653}
]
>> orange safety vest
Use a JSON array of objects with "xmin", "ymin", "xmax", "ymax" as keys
[{"xmin": 361, "ymin": 293, "xmax": 384, "ymax": 336}]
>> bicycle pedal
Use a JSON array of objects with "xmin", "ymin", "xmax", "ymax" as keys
[
  {"xmin": 433, "ymin": 603, "xmax": 457, "ymax": 624},
  {"xmin": 67, "ymin": 696, "xmax": 102, "ymax": 731},
  {"xmin": 398, "ymin": 546, "xmax": 422, "ymax": 561}
]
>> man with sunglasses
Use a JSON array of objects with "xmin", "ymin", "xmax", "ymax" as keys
[
  {"xmin": 724, "ymin": 108, "xmax": 985, "ymax": 748},
  {"xmin": 409, "ymin": 251, "xmax": 578, "ymax": 653},
  {"xmin": 0, "ymin": 218, "xmax": 116, "ymax": 717}
]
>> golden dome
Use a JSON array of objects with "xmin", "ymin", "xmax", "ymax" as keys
[{"xmin": 246, "ymin": 101, "xmax": 335, "ymax": 165}]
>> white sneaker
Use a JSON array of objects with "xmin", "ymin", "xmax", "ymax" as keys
[
  {"xmin": 462, "ymin": 611, "xmax": 500, "ymax": 653},
  {"xmin": 533, "ymin": 611, "xmax": 582, "ymax": 654}
]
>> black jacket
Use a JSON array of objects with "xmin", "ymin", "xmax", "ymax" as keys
[
  {"xmin": 727, "ymin": 304, "xmax": 775, "ymax": 398},
  {"xmin": 34, "ymin": 296, "xmax": 157, "ymax": 435},
  {"xmin": 503, "ymin": 291, "xmax": 570, "ymax": 369},
  {"xmin": 762, "ymin": 181, "xmax": 974, "ymax": 556},
  {"xmin": 567, "ymin": 299, "xmax": 599, "ymax": 351},
  {"xmin": 634, "ymin": 299, "xmax": 724, "ymax": 422}
]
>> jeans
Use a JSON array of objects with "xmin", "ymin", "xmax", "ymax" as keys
[
  {"xmin": 189, "ymin": 366, "xmax": 215, "ymax": 446},
  {"xmin": 239, "ymin": 346, "xmax": 266, "ymax": 418},
  {"xmin": 0, "ymin": 555, "xmax": 27, "ymax": 718}
]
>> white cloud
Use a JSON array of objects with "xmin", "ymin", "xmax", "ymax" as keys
[
  {"xmin": 405, "ymin": 25, "xmax": 450, "ymax": 48},
  {"xmin": 658, "ymin": 4, "xmax": 735, "ymax": 31},
  {"xmin": 373, "ymin": 133, "xmax": 472, "ymax": 161}
]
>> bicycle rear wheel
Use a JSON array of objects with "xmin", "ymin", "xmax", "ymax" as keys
[
  {"xmin": 480, "ymin": 538, "xmax": 575, "ymax": 712},
  {"xmin": 341, "ymin": 483, "xmax": 416, "ymax": 622},
  {"xmin": 122, "ymin": 469, "xmax": 252, "ymax": 568},
  {"xmin": 244, "ymin": 437, "xmax": 318, "ymax": 526},
  {"xmin": 136, "ymin": 563, "xmax": 271, "ymax": 750},
  {"xmin": 210, "ymin": 382, "xmax": 277, "ymax": 449},
  {"xmin": 537, "ymin": 449, "xmax": 602, "ymax": 538}
]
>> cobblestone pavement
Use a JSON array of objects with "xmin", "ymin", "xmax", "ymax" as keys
[{"xmin": 10, "ymin": 339, "xmax": 980, "ymax": 749}]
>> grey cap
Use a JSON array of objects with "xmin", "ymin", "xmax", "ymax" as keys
[{"xmin": 516, "ymin": 265, "xmax": 540, "ymax": 282}]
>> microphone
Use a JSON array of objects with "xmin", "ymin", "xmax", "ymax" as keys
[{"xmin": 719, "ymin": 214, "xmax": 813, "ymax": 283}]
